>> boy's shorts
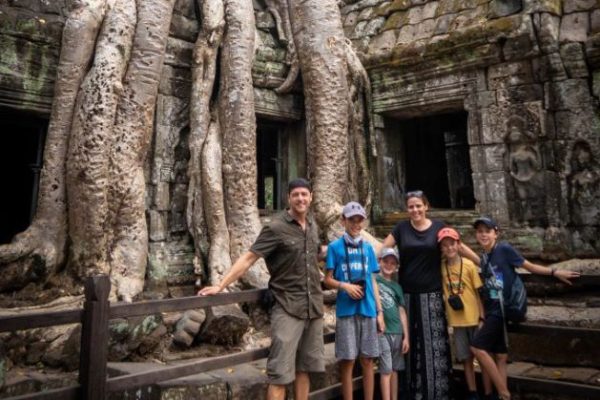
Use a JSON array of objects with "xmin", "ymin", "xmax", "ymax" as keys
[
  {"xmin": 470, "ymin": 315, "xmax": 508, "ymax": 354},
  {"xmin": 378, "ymin": 333, "xmax": 405, "ymax": 374},
  {"xmin": 453, "ymin": 326, "xmax": 478, "ymax": 362},
  {"xmin": 335, "ymin": 315, "xmax": 380, "ymax": 360},
  {"xmin": 267, "ymin": 304, "xmax": 325, "ymax": 385}
]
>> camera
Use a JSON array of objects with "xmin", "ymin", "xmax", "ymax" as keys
[
  {"xmin": 351, "ymin": 279, "xmax": 366, "ymax": 289},
  {"xmin": 447, "ymin": 294, "xmax": 464, "ymax": 310}
]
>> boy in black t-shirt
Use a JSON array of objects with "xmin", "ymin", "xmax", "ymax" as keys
[{"xmin": 469, "ymin": 217, "xmax": 580, "ymax": 400}]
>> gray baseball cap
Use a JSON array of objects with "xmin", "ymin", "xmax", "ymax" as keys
[
  {"xmin": 379, "ymin": 247, "xmax": 399, "ymax": 261},
  {"xmin": 342, "ymin": 201, "xmax": 367, "ymax": 219}
]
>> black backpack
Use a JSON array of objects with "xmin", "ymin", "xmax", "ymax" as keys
[{"xmin": 503, "ymin": 271, "xmax": 527, "ymax": 323}]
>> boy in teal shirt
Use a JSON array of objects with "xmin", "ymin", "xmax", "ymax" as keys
[{"xmin": 377, "ymin": 247, "xmax": 409, "ymax": 400}]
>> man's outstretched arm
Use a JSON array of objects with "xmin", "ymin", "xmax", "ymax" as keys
[{"xmin": 197, "ymin": 251, "xmax": 260, "ymax": 295}]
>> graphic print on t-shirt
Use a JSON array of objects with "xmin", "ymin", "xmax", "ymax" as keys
[
  {"xmin": 485, "ymin": 264, "xmax": 504, "ymax": 300},
  {"xmin": 379, "ymin": 282, "xmax": 396, "ymax": 310},
  {"xmin": 448, "ymin": 271, "xmax": 465, "ymax": 295}
]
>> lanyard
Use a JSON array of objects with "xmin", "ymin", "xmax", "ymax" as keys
[
  {"xmin": 342, "ymin": 241, "xmax": 366, "ymax": 282},
  {"xmin": 444, "ymin": 257, "xmax": 463, "ymax": 295}
]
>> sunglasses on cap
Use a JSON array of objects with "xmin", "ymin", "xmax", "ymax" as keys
[{"xmin": 405, "ymin": 190, "xmax": 424, "ymax": 198}]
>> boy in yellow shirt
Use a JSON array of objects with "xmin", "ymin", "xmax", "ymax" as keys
[{"xmin": 438, "ymin": 227, "xmax": 484, "ymax": 400}]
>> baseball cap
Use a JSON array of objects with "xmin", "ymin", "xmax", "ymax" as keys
[
  {"xmin": 379, "ymin": 247, "xmax": 399, "ymax": 261},
  {"xmin": 437, "ymin": 227, "xmax": 460, "ymax": 243},
  {"xmin": 473, "ymin": 216, "xmax": 499, "ymax": 230},
  {"xmin": 342, "ymin": 201, "xmax": 367, "ymax": 219}
]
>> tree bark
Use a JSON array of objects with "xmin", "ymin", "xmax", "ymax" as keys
[
  {"xmin": 105, "ymin": 0, "xmax": 176, "ymax": 301},
  {"xmin": 219, "ymin": 0, "xmax": 268, "ymax": 288},
  {"xmin": 0, "ymin": 0, "xmax": 108, "ymax": 292},
  {"xmin": 289, "ymin": 0, "xmax": 350, "ymax": 233},
  {"xmin": 187, "ymin": 0, "xmax": 224, "ymax": 283}
]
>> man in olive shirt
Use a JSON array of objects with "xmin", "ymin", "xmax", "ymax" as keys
[{"xmin": 198, "ymin": 178, "xmax": 324, "ymax": 400}]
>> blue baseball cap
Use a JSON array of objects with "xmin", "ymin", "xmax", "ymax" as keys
[{"xmin": 473, "ymin": 217, "xmax": 499, "ymax": 230}]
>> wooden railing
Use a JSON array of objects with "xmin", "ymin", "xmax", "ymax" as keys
[{"xmin": 1, "ymin": 274, "xmax": 600, "ymax": 400}]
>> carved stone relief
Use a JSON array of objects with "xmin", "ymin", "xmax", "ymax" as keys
[{"xmin": 567, "ymin": 140, "xmax": 600, "ymax": 226}]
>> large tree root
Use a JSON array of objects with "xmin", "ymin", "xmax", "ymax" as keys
[{"xmin": 0, "ymin": 0, "xmax": 108, "ymax": 293}]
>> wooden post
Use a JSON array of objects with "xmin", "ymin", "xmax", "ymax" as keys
[{"xmin": 79, "ymin": 275, "xmax": 110, "ymax": 400}]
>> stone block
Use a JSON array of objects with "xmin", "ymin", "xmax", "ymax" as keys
[
  {"xmin": 344, "ymin": 11, "xmax": 359, "ymax": 27},
  {"xmin": 352, "ymin": 20, "xmax": 369, "ymax": 39},
  {"xmin": 534, "ymin": 52, "xmax": 567, "ymax": 81},
  {"xmin": 560, "ymin": 42, "xmax": 589, "ymax": 78},
  {"xmin": 502, "ymin": 18, "xmax": 539, "ymax": 61},
  {"xmin": 535, "ymin": 12, "xmax": 560, "ymax": 52},
  {"xmin": 592, "ymin": 10, "xmax": 600, "ymax": 34},
  {"xmin": 255, "ymin": 11, "xmax": 275, "ymax": 30},
  {"xmin": 164, "ymin": 37, "xmax": 194, "ymax": 68},
  {"xmin": 158, "ymin": 64, "xmax": 193, "ymax": 99},
  {"xmin": 477, "ymin": 90, "xmax": 497, "ymax": 108},
  {"xmin": 522, "ymin": 0, "xmax": 561, "ymax": 15},
  {"xmin": 559, "ymin": 12, "xmax": 590, "ymax": 43},
  {"xmin": 497, "ymin": 84, "xmax": 543, "ymax": 104},
  {"xmin": 564, "ymin": 0, "xmax": 597, "ymax": 13},
  {"xmin": 433, "ymin": 13, "xmax": 455, "ymax": 35},
  {"xmin": 154, "ymin": 181, "xmax": 171, "ymax": 211},
  {"xmin": 488, "ymin": 0, "xmax": 522, "ymax": 19},
  {"xmin": 487, "ymin": 61, "xmax": 534, "ymax": 89},
  {"xmin": 155, "ymin": 94, "xmax": 190, "ymax": 128},
  {"xmin": 483, "ymin": 144, "xmax": 506, "ymax": 172},
  {"xmin": 364, "ymin": 16, "xmax": 386, "ymax": 36},
  {"xmin": 174, "ymin": 0, "xmax": 196, "ymax": 18},
  {"xmin": 594, "ymin": 70, "xmax": 600, "ymax": 99},
  {"xmin": 480, "ymin": 106, "xmax": 507, "ymax": 144},
  {"xmin": 357, "ymin": 6, "xmax": 374, "ymax": 21},
  {"xmin": 169, "ymin": 13, "xmax": 198, "ymax": 43},
  {"xmin": 383, "ymin": 10, "xmax": 409, "ymax": 31},
  {"xmin": 149, "ymin": 210, "xmax": 168, "ymax": 242},
  {"xmin": 388, "ymin": 0, "xmax": 413, "ymax": 13},
  {"xmin": 413, "ymin": 18, "xmax": 435, "ymax": 40},
  {"xmin": 374, "ymin": 1, "xmax": 393, "ymax": 17},
  {"xmin": 369, "ymin": 29, "xmax": 398, "ymax": 54},
  {"xmin": 554, "ymin": 106, "xmax": 599, "ymax": 139},
  {"xmin": 396, "ymin": 23, "xmax": 416, "ymax": 44},
  {"xmin": 547, "ymin": 79, "xmax": 592, "ymax": 111},
  {"xmin": 148, "ymin": 241, "xmax": 196, "ymax": 286}
]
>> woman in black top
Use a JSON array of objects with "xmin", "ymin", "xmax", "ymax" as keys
[{"xmin": 381, "ymin": 191, "xmax": 476, "ymax": 399}]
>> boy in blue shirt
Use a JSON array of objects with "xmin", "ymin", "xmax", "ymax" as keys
[
  {"xmin": 324, "ymin": 201, "xmax": 384, "ymax": 400},
  {"xmin": 470, "ymin": 217, "xmax": 580, "ymax": 400}
]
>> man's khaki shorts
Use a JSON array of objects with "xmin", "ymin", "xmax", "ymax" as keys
[{"xmin": 266, "ymin": 304, "xmax": 325, "ymax": 385}]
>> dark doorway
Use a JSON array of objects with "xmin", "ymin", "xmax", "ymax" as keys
[
  {"xmin": 385, "ymin": 112, "xmax": 475, "ymax": 209},
  {"xmin": 257, "ymin": 124, "xmax": 282, "ymax": 211},
  {"xmin": 0, "ymin": 108, "xmax": 47, "ymax": 243}
]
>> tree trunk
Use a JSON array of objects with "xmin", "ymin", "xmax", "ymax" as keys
[
  {"xmin": 289, "ymin": 0, "xmax": 350, "ymax": 232},
  {"xmin": 105, "ymin": 0, "xmax": 176, "ymax": 301},
  {"xmin": 0, "ymin": 0, "xmax": 108, "ymax": 292},
  {"xmin": 219, "ymin": 0, "xmax": 268, "ymax": 288},
  {"xmin": 187, "ymin": 0, "xmax": 224, "ymax": 283}
]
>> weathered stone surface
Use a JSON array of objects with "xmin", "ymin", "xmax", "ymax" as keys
[
  {"xmin": 158, "ymin": 65, "xmax": 193, "ymax": 98},
  {"xmin": 169, "ymin": 12, "xmax": 199, "ymax": 43},
  {"xmin": 148, "ymin": 241, "xmax": 196, "ymax": 288},
  {"xmin": 173, "ymin": 310, "xmax": 207, "ymax": 347},
  {"xmin": 564, "ymin": 0, "xmax": 598, "ymax": 14},
  {"xmin": 522, "ymin": 0, "xmax": 561, "ymax": 15},
  {"xmin": 108, "ymin": 316, "xmax": 165, "ymax": 361},
  {"xmin": 164, "ymin": 37, "xmax": 194, "ymax": 68},
  {"xmin": 559, "ymin": 12, "xmax": 590, "ymax": 43},
  {"xmin": 199, "ymin": 305, "xmax": 250, "ymax": 346},
  {"xmin": 592, "ymin": 9, "xmax": 600, "ymax": 33},
  {"xmin": 255, "ymin": 11, "xmax": 275, "ymax": 29},
  {"xmin": 488, "ymin": 0, "xmax": 522, "ymax": 19},
  {"xmin": 560, "ymin": 42, "xmax": 589, "ymax": 78},
  {"xmin": 547, "ymin": 79, "xmax": 593, "ymax": 110},
  {"xmin": 369, "ymin": 29, "xmax": 398, "ymax": 54},
  {"xmin": 535, "ymin": 12, "xmax": 560, "ymax": 52},
  {"xmin": 149, "ymin": 210, "xmax": 168, "ymax": 242}
]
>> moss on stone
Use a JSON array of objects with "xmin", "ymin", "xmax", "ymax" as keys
[
  {"xmin": 382, "ymin": 10, "xmax": 408, "ymax": 31},
  {"xmin": 388, "ymin": 0, "xmax": 413, "ymax": 13}
]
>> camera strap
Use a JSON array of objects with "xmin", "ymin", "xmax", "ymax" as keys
[
  {"xmin": 343, "ymin": 240, "xmax": 366, "ymax": 283},
  {"xmin": 444, "ymin": 257, "xmax": 463, "ymax": 296}
]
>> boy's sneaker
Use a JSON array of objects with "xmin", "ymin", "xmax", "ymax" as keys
[
  {"xmin": 465, "ymin": 391, "xmax": 480, "ymax": 400},
  {"xmin": 483, "ymin": 394, "xmax": 499, "ymax": 400}
]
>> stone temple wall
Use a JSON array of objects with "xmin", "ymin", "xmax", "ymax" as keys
[
  {"xmin": 340, "ymin": 0, "xmax": 600, "ymax": 257},
  {"xmin": 0, "ymin": 0, "xmax": 598, "ymax": 271}
]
